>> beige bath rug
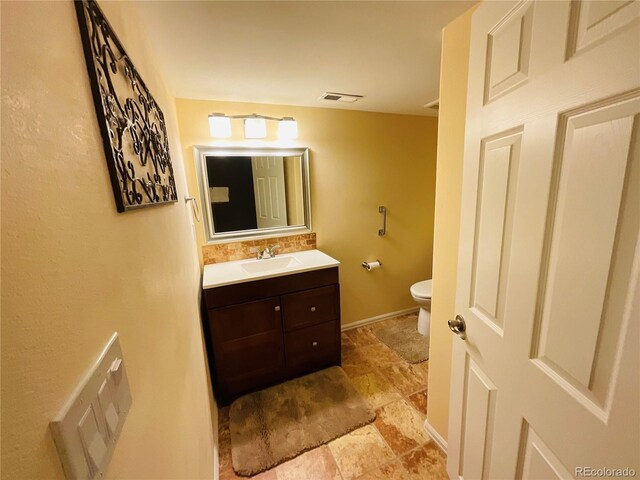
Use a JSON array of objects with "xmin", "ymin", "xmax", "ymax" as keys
[
  {"xmin": 373, "ymin": 314, "xmax": 429, "ymax": 363},
  {"xmin": 229, "ymin": 366, "xmax": 375, "ymax": 476}
]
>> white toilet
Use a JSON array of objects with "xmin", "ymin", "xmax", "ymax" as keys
[{"xmin": 410, "ymin": 279, "xmax": 432, "ymax": 337}]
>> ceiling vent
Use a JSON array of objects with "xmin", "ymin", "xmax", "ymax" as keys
[
  {"xmin": 424, "ymin": 99, "xmax": 439, "ymax": 110},
  {"xmin": 319, "ymin": 92, "xmax": 363, "ymax": 103}
]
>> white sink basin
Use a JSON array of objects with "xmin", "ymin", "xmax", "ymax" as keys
[
  {"xmin": 240, "ymin": 256, "xmax": 302, "ymax": 274},
  {"xmin": 203, "ymin": 249, "xmax": 340, "ymax": 289}
]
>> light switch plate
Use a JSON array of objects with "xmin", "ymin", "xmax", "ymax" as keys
[{"xmin": 50, "ymin": 333, "xmax": 132, "ymax": 480}]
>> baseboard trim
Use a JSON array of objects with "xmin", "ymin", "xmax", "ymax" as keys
[
  {"xmin": 341, "ymin": 307, "xmax": 419, "ymax": 331},
  {"xmin": 424, "ymin": 420, "xmax": 448, "ymax": 454}
]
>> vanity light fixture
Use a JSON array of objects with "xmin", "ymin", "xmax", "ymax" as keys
[
  {"xmin": 244, "ymin": 116, "xmax": 267, "ymax": 139},
  {"xmin": 209, "ymin": 114, "xmax": 232, "ymax": 138},
  {"xmin": 277, "ymin": 117, "xmax": 299, "ymax": 140},
  {"xmin": 208, "ymin": 113, "xmax": 298, "ymax": 140}
]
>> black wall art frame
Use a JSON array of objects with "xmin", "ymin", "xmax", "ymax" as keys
[{"xmin": 74, "ymin": 0, "xmax": 178, "ymax": 212}]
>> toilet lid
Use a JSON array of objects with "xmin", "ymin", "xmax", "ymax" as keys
[{"xmin": 410, "ymin": 279, "xmax": 432, "ymax": 299}]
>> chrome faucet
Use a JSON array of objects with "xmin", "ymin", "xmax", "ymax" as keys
[{"xmin": 256, "ymin": 245, "xmax": 280, "ymax": 259}]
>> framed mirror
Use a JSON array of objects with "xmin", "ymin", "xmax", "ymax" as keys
[{"xmin": 194, "ymin": 146, "xmax": 311, "ymax": 242}]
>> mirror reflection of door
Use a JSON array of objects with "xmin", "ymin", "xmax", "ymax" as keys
[{"xmin": 251, "ymin": 156, "xmax": 288, "ymax": 229}]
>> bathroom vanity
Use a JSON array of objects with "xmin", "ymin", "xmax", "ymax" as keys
[{"xmin": 201, "ymin": 250, "xmax": 341, "ymax": 404}]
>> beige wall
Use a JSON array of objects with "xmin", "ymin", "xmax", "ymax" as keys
[
  {"xmin": 426, "ymin": 5, "xmax": 477, "ymax": 442},
  {"xmin": 1, "ymin": 2, "xmax": 216, "ymax": 479},
  {"xmin": 176, "ymin": 99, "xmax": 438, "ymax": 325}
]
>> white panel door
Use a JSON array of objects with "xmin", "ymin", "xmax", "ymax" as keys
[
  {"xmin": 448, "ymin": 1, "xmax": 640, "ymax": 478},
  {"xmin": 252, "ymin": 156, "xmax": 288, "ymax": 229}
]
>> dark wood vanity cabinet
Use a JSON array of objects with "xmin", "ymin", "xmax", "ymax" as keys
[{"xmin": 203, "ymin": 267, "xmax": 341, "ymax": 404}]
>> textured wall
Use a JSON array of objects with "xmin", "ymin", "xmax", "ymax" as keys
[
  {"xmin": 427, "ymin": 5, "xmax": 477, "ymax": 443},
  {"xmin": 1, "ymin": 2, "xmax": 216, "ymax": 479},
  {"xmin": 202, "ymin": 232, "xmax": 316, "ymax": 264},
  {"xmin": 176, "ymin": 99, "xmax": 438, "ymax": 325}
]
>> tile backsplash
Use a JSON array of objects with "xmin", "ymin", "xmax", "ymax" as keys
[{"xmin": 202, "ymin": 232, "xmax": 316, "ymax": 265}]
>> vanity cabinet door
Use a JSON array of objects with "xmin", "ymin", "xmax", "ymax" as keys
[
  {"xmin": 281, "ymin": 285, "xmax": 340, "ymax": 331},
  {"xmin": 207, "ymin": 297, "xmax": 284, "ymax": 401}
]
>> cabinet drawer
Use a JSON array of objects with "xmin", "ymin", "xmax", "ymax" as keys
[
  {"xmin": 284, "ymin": 321, "xmax": 339, "ymax": 377},
  {"xmin": 282, "ymin": 285, "xmax": 339, "ymax": 331}
]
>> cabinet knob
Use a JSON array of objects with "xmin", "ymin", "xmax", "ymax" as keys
[
  {"xmin": 275, "ymin": 306, "xmax": 281, "ymax": 312},
  {"xmin": 312, "ymin": 341, "xmax": 318, "ymax": 347},
  {"xmin": 310, "ymin": 306, "xmax": 317, "ymax": 312}
]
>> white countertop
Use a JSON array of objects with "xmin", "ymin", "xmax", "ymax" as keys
[{"xmin": 202, "ymin": 249, "xmax": 340, "ymax": 289}]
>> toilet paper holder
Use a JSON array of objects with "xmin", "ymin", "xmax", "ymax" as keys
[{"xmin": 362, "ymin": 260, "xmax": 382, "ymax": 271}]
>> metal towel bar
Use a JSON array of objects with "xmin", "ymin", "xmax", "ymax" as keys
[{"xmin": 378, "ymin": 206, "xmax": 387, "ymax": 236}]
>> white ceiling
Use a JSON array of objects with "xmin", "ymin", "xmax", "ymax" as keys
[{"xmin": 135, "ymin": 1, "xmax": 476, "ymax": 116}]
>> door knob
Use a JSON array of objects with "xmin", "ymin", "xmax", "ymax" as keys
[
  {"xmin": 275, "ymin": 306, "xmax": 281, "ymax": 312},
  {"xmin": 310, "ymin": 306, "xmax": 317, "ymax": 312},
  {"xmin": 448, "ymin": 315, "xmax": 467, "ymax": 339}
]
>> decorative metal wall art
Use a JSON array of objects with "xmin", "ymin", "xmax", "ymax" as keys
[{"xmin": 75, "ymin": 0, "xmax": 177, "ymax": 212}]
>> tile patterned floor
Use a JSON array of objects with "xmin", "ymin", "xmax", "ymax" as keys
[{"xmin": 217, "ymin": 313, "xmax": 448, "ymax": 480}]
